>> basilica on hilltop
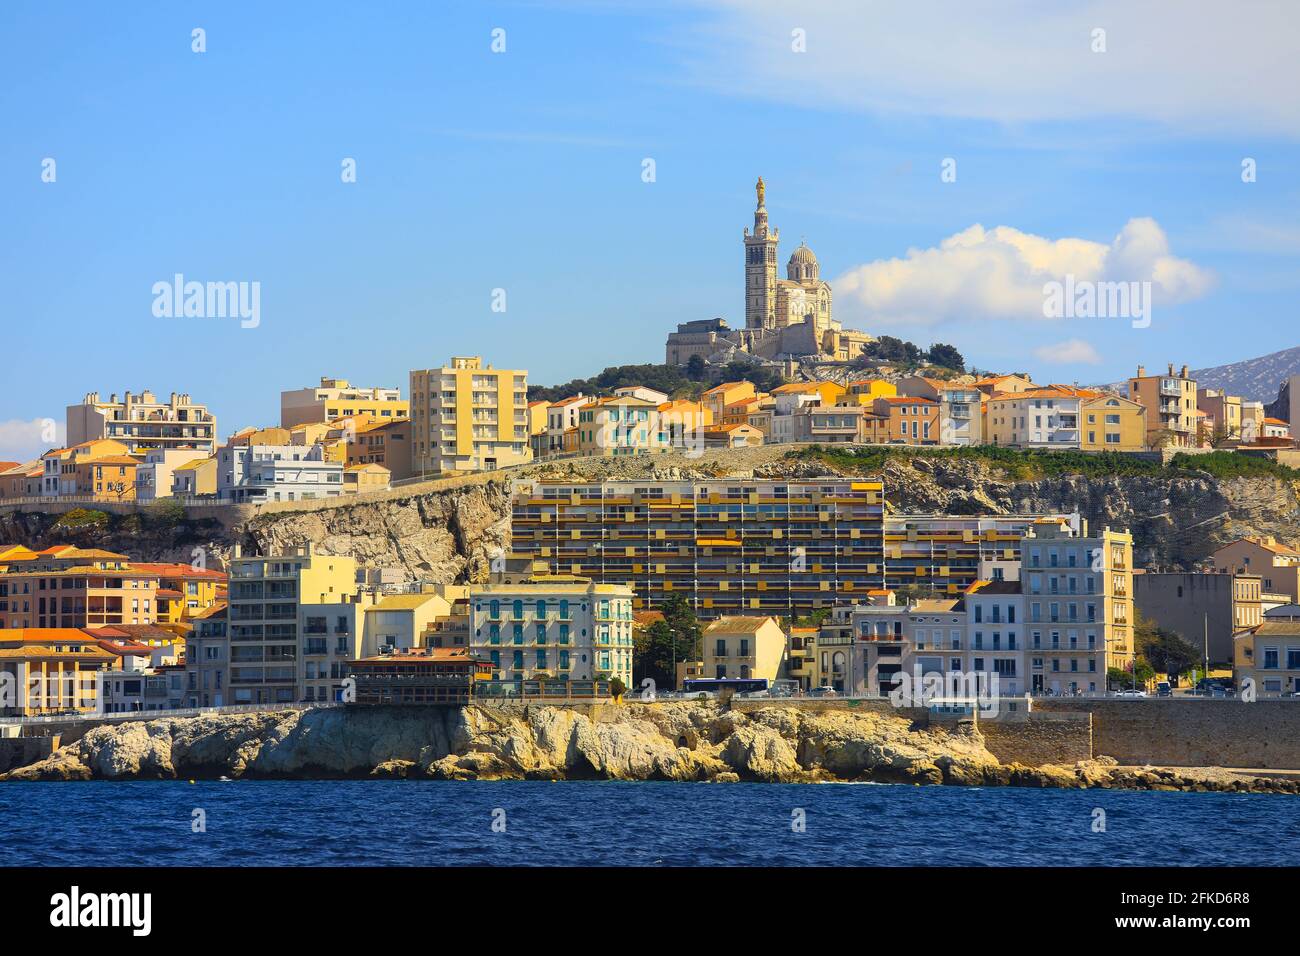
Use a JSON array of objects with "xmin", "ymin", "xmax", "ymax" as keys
[{"xmin": 665, "ymin": 178, "xmax": 873, "ymax": 366}]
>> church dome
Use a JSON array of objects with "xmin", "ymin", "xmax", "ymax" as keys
[{"xmin": 787, "ymin": 242, "xmax": 819, "ymax": 281}]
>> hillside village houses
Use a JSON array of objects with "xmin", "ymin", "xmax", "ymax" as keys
[{"xmin": 5, "ymin": 346, "xmax": 1299, "ymax": 508}]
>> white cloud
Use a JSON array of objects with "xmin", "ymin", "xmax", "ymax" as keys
[
  {"xmin": 0, "ymin": 418, "xmax": 63, "ymax": 464},
  {"xmin": 831, "ymin": 218, "xmax": 1213, "ymax": 326},
  {"xmin": 1035, "ymin": 339, "xmax": 1102, "ymax": 365},
  {"xmin": 681, "ymin": 0, "xmax": 1300, "ymax": 136}
]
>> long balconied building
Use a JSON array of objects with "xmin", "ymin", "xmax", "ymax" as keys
[{"xmin": 508, "ymin": 479, "xmax": 1080, "ymax": 619}]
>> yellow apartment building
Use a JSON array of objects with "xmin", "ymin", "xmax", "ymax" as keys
[
  {"xmin": 844, "ymin": 379, "xmax": 898, "ymax": 404},
  {"xmin": 658, "ymin": 399, "xmax": 713, "ymax": 449},
  {"xmin": 772, "ymin": 381, "xmax": 847, "ymax": 407},
  {"xmin": 409, "ymin": 356, "xmax": 532, "ymax": 476},
  {"xmin": 0, "ymin": 629, "xmax": 118, "ymax": 716},
  {"xmin": 702, "ymin": 615, "xmax": 786, "ymax": 682},
  {"xmin": 577, "ymin": 396, "xmax": 662, "ymax": 456},
  {"xmin": 1213, "ymin": 537, "xmax": 1300, "ymax": 603},
  {"xmin": 171, "ymin": 455, "xmax": 218, "ymax": 496},
  {"xmin": 1126, "ymin": 363, "xmax": 1198, "ymax": 447},
  {"xmin": 1234, "ymin": 610, "xmax": 1300, "ymax": 696},
  {"xmin": 1079, "ymin": 394, "xmax": 1146, "ymax": 451},
  {"xmin": 1197, "ymin": 387, "xmax": 1243, "ymax": 442},
  {"xmin": 0, "ymin": 548, "xmax": 163, "ymax": 629},
  {"xmin": 347, "ymin": 418, "xmax": 412, "ymax": 481},
  {"xmin": 702, "ymin": 381, "xmax": 756, "ymax": 422},
  {"xmin": 279, "ymin": 377, "xmax": 409, "ymax": 428}
]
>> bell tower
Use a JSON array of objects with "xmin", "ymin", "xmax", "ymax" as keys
[{"xmin": 743, "ymin": 177, "xmax": 779, "ymax": 330}]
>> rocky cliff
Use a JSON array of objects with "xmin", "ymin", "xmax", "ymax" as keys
[
  {"xmin": 2, "ymin": 448, "xmax": 1299, "ymax": 577},
  {"xmin": 3, "ymin": 702, "xmax": 1295, "ymax": 793}
]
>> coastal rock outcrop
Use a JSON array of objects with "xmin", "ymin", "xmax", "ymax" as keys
[{"xmin": 6, "ymin": 701, "xmax": 1298, "ymax": 793}]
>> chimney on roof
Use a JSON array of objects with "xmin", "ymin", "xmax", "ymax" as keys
[
  {"xmin": 1181, "ymin": 364, "xmax": 1189, "ymax": 378},
  {"xmin": 1167, "ymin": 363, "xmax": 1174, "ymax": 376},
  {"xmin": 1136, "ymin": 365, "xmax": 1145, "ymax": 378}
]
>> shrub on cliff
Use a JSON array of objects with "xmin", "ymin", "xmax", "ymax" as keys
[{"xmin": 52, "ymin": 508, "xmax": 109, "ymax": 531}]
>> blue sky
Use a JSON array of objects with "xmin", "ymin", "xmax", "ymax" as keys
[{"xmin": 2, "ymin": 0, "xmax": 1298, "ymax": 459}]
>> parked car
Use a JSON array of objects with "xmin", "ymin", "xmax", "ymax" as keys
[
  {"xmin": 1155, "ymin": 682, "xmax": 1172, "ymax": 697},
  {"xmin": 808, "ymin": 686, "xmax": 839, "ymax": 698},
  {"xmin": 1114, "ymin": 688, "xmax": 1147, "ymax": 698}
]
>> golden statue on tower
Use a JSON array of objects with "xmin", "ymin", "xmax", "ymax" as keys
[{"xmin": 756, "ymin": 176, "xmax": 765, "ymax": 208}]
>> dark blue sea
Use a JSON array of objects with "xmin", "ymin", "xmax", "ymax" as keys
[{"xmin": 3, "ymin": 780, "xmax": 1298, "ymax": 866}]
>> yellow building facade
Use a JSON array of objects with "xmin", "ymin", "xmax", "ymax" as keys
[{"xmin": 409, "ymin": 356, "xmax": 532, "ymax": 476}]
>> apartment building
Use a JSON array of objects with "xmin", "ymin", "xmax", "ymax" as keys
[
  {"xmin": 127, "ymin": 562, "xmax": 226, "ymax": 624},
  {"xmin": 1196, "ymin": 387, "xmax": 1243, "ymax": 442},
  {"xmin": 67, "ymin": 390, "xmax": 217, "ymax": 455},
  {"xmin": 361, "ymin": 589, "xmax": 468, "ymax": 656},
  {"xmin": 225, "ymin": 545, "xmax": 359, "ymax": 705},
  {"xmin": 986, "ymin": 386, "xmax": 1095, "ymax": 449},
  {"xmin": 809, "ymin": 592, "xmax": 910, "ymax": 695},
  {"xmin": 543, "ymin": 395, "xmax": 589, "ymax": 454},
  {"xmin": 0, "ymin": 548, "xmax": 162, "ymax": 629},
  {"xmin": 344, "ymin": 418, "xmax": 412, "ymax": 481},
  {"xmin": 170, "ymin": 455, "xmax": 218, "ymax": 496},
  {"xmin": 217, "ymin": 443, "xmax": 343, "ymax": 503},
  {"xmin": 1079, "ymin": 394, "xmax": 1145, "ymax": 451},
  {"xmin": 467, "ymin": 578, "xmax": 634, "ymax": 686},
  {"xmin": 873, "ymin": 396, "xmax": 940, "ymax": 444},
  {"xmin": 577, "ymin": 396, "xmax": 662, "ymax": 456},
  {"xmin": 702, "ymin": 381, "xmax": 756, "ymax": 423},
  {"xmin": 935, "ymin": 581, "xmax": 1025, "ymax": 695},
  {"xmin": 1213, "ymin": 537, "xmax": 1300, "ymax": 603},
  {"xmin": 895, "ymin": 378, "xmax": 984, "ymax": 445},
  {"xmin": 40, "ymin": 439, "xmax": 132, "ymax": 497},
  {"xmin": 510, "ymin": 478, "xmax": 1076, "ymax": 619},
  {"xmin": 1234, "ymin": 606, "xmax": 1300, "ymax": 696},
  {"xmin": 659, "ymin": 399, "xmax": 712, "ymax": 453},
  {"xmin": 135, "ymin": 448, "xmax": 212, "ymax": 502},
  {"xmin": 279, "ymin": 377, "xmax": 408, "ymax": 428},
  {"xmin": 0, "ymin": 629, "xmax": 117, "ymax": 716},
  {"xmin": 1019, "ymin": 519, "xmax": 1134, "ymax": 692},
  {"xmin": 702, "ymin": 615, "xmax": 786, "ymax": 681},
  {"xmin": 0, "ymin": 460, "xmax": 43, "ymax": 499},
  {"xmin": 1134, "ymin": 571, "xmax": 1263, "ymax": 665},
  {"xmin": 1126, "ymin": 364, "xmax": 1198, "ymax": 448},
  {"xmin": 182, "ymin": 602, "xmax": 228, "ymax": 708},
  {"xmin": 409, "ymin": 356, "xmax": 531, "ymax": 476},
  {"xmin": 844, "ymin": 378, "xmax": 898, "ymax": 404}
]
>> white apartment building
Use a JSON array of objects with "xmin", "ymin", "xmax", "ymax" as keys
[
  {"xmin": 67, "ymin": 390, "xmax": 217, "ymax": 454},
  {"xmin": 545, "ymin": 395, "xmax": 588, "ymax": 453},
  {"xmin": 217, "ymin": 443, "xmax": 343, "ymax": 503},
  {"xmin": 1020, "ymin": 520, "xmax": 1134, "ymax": 694},
  {"xmin": 135, "ymin": 448, "xmax": 211, "ymax": 502},
  {"xmin": 226, "ymin": 545, "xmax": 359, "ymax": 705}
]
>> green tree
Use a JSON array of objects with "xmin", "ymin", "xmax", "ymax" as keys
[
  {"xmin": 925, "ymin": 343, "xmax": 965, "ymax": 372},
  {"xmin": 686, "ymin": 354, "xmax": 706, "ymax": 381}
]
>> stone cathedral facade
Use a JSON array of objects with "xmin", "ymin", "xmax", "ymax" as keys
[{"xmin": 666, "ymin": 178, "xmax": 873, "ymax": 366}]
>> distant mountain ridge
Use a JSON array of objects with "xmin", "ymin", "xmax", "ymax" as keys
[
  {"xmin": 1190, "ymin": 346, "xmax": 1300, "ymax": 405},
  {"xmin": 1103, "ymin": 346, "xmax": 1300, "ymax": 412}
]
